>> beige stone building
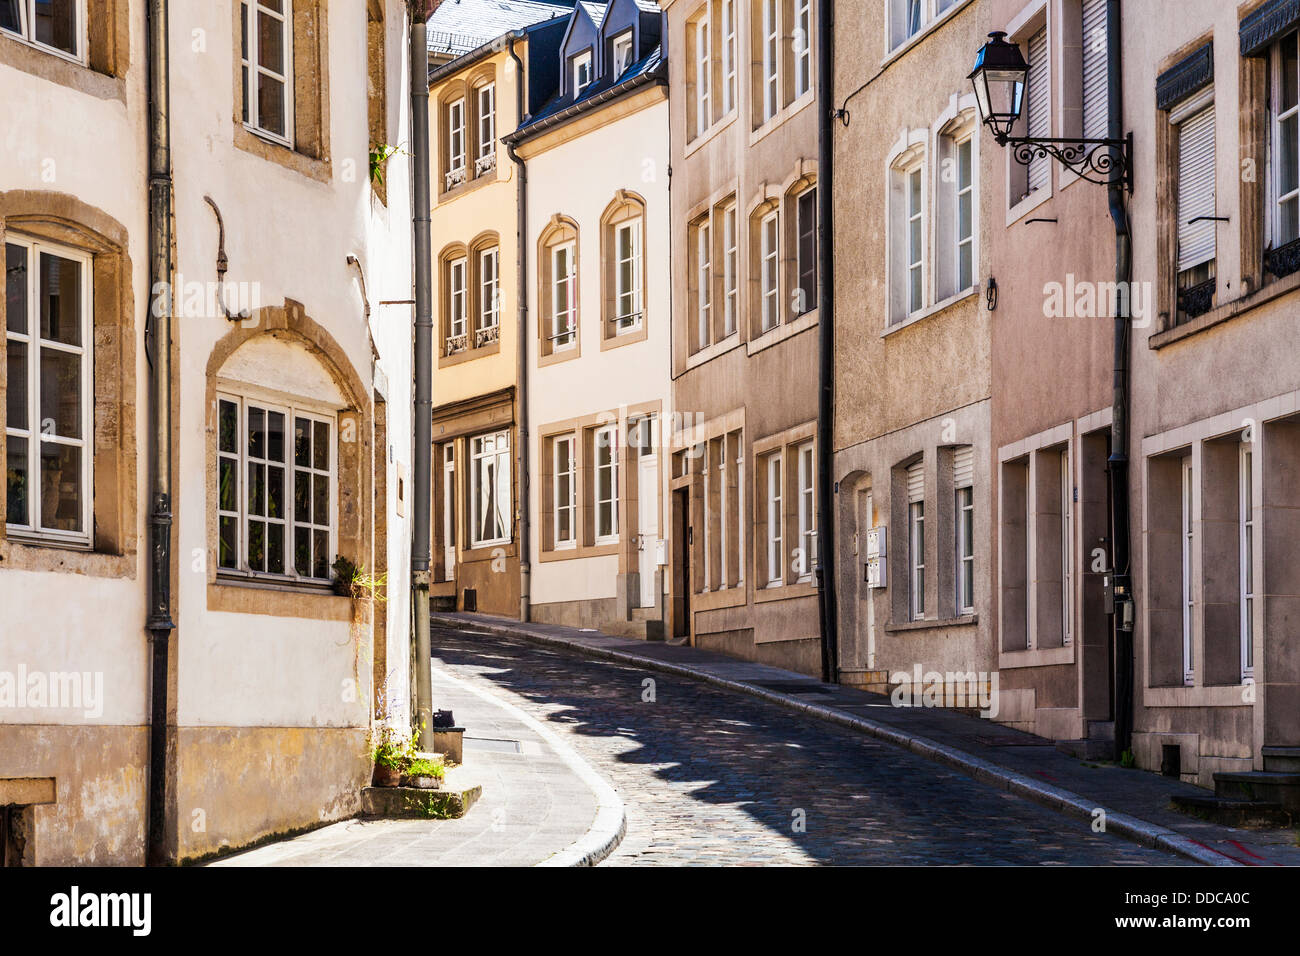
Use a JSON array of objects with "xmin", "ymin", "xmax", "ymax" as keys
[
  {"xmin": 830, "ymin": 1, "xmax": 996, "ymax": 700},
  {"xmin": 664, "ymin": 0, "xmax": 823, "ymax": 674}
]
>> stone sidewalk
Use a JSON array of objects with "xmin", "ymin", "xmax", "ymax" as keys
[
  {"xmin": 432, "ymin": 611, "xmax": 1300, "ymax": 867},
  {"xmin": 209, "ymin": 661, "xmax": 623, "ymax": 867}
]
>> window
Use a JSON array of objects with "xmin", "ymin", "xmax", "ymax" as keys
[
  {"xmin": 476, "ymin": 82, "xmax": 496, "ymax": 172},
  {"xmin": 935, "ymin": 129, "xmax": 976, "ymax": 297},
  {"xmin": 470, "ymin": 430, "xmax": 511, "ymax": 547},
  {"xmin": 796, "ymin": 441, "xmax": 815, "ymax": 582},
  {"xmin": 907, "ymin": 460, "xmax": 925, "ymax": 620},
  {"xmin": 613, "ymin": 31, "xmax": 634, "ymax": 76},
  {"xmin": 954, "ymin": 446, "xmax": 974, "ymax": 615},
  {"xmin": 760, "ymin": 210, "xmax": 779, "ymax": 331},
  {"xmin": 906, "ymin": 165, "xmax": 924, "ymax": 315},
  {"xmin": 448, "ymin": 255, "xmax": 468, "ymax": 346},
  {"xmin": 766, "ymin": 453, "xmax": 783, "ymax": 586},
  {"xmin": 722, "ymin": 203, "xmax": 738, "ymax": 335},
  {"xmin": 1059, "ymin": 448, "xmax": 1072, "ymax": 644},
  {"xmin": 240, "ymin": 0, "xmax": 294, "ymax": 144},
  {"xmin": 551, "ymin": 241, "xmax": 576, "ymax": 350},
  {"xmin": 554, "ymin": 435, "xmax": 576, "ymax": 548},
  {"xmin": 442, "ymin": 444, "xmax": 455, "ymax": 579},
  {"xmin": 572, "ymin": 50, "xmax": 593, "ymax": 96},
  {"xmin": 614, "ymin": 219, "xmax": 642, "ymax": 331},
  {"xmin": 696, "ymin": 218, "xmax": 712, "ymax": 347},
  {"xmin": 1181, "ymin": 456, "xmax": 1194, "ymax": 685},
  {"xmin": 1174, "ymin": 96, "xmax": 1216, "ymax": 319},
  {"xmin": 593, "ymin": 424, "xmax": 619, "ymax": 542},
  {"xmin": 794, "ymin": 0, "xmax": 812, "ymax": 99},
  {"xmin": 478, "ymin": 246, "xmax": 499, "ymax": 336},
  {"xmin": 446, "ymin": 97, "xmax": 467, "ymax": 188},
  {"xmin": 1081, "ymin": 0, "xmax": 1108, "ymax": 139},
  {"xmin": 890, "ymin": 0, "xmax": 956, "ymax": 51},
  {"xmin": 761, "ymin": 0, "xmax": 779, "ymax": 122},
  {"xmin": 1271, "ymin": 33, "xmax": 1300, "ymax": 248},
  {"xmin": 721, "ymin": 0, "xmax": 737, "ymax": 114},
  {"xmin": 796, "ymin": 188, "xmax": 817, "ymax": 314},
  {"xmin": 4, "ymin": 237, "xmax": 92, "ymax": 544},
  {"xmin": 0, "ymin": 0, "xmax": 82, "ymax": 60},
  {"xmin": 215, "ymin": 393, "xmax": 335, "ymax": 582},
  {"xmin": 1239, "ymin": 444, "xmax": 1254, "ymax": 680},
  {"xmin": 696, "ymin": 14, "xmax": 712, "ymax": 136}
]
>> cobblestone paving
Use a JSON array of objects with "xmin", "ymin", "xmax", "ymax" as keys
[{"xmin": 432, "ymin": 625, "xmax": 1187, "ymax": 866}]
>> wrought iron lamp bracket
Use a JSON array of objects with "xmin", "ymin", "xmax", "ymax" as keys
[{"xmin": 997, "ymin": 133, "xmax": 1133, "ymax": 191}]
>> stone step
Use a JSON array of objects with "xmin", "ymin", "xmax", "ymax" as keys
[
  {"xmin": 1055, "ymin": 738, "xmax": 1115, "ymax": 761},
  {"xmin": 1085, "ymin": 719, "xmax": 1115, "ymax": 742},
  {"xmin": 603, "ymin": 618, "xmax": 665, "ymax": 641},
  {"xmin": 1213, "ymin": 771, "xmax": 1300, "ymax": 810},
  {"xmin": 360, "ymin": 784, "xmax": 481, "ymax": 820},
  {"xmin": 1262, "ymin": 746, "xmax": 1300, "ymax": 773},
  {"xmin": 1171, "ymin": 793, "xmax": 1294, "ymax": 828}
]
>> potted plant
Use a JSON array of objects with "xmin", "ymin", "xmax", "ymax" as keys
[
  {"xmin": 403, "ymin": 756, "xmax": 445, "ymax": 791},
  {"xmin": 368, "ymin": 724, "xmax": 412, "ymax": 787}
]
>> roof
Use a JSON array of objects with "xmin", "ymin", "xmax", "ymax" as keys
[
  {"xmin": 506, "ymin": 43, "xmax": 664, "ymax": 142},
  {"xmin": 426, "ymin": 0, "xmax": 574, "ymax": 57},
  {"xmin": 579, "ymin": 2, "xmax": 606, "ymax": 28}
]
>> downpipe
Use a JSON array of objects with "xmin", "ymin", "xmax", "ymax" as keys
[{"xmin": 508, "ymin": 36, "xmax": 531, "ymax": 623}]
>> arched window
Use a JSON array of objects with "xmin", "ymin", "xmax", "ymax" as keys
[
  {"xmin": 601, "ymin": 191, "xmax": 647, "ymax": 346},
  {"xmin": 538, "ymin": 215, "xmax": 580, "ymax": 363}
]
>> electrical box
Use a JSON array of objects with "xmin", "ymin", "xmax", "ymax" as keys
[
  {"xmin": 655, "ymin": 538, "xmax": 666, "ymax": 566},
  {"xmin": 864, "ymin": 526, "xmax": 887, "ymax": 589}
]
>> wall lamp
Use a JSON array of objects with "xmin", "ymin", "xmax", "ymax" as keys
[{"xmin": 969, "ymin": 31, "xmax": 1132, "ymax": 191}]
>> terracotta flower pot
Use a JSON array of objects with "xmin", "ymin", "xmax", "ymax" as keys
[{"xmin": 372, "ymin": 763, "xmax": 402, "ymax": 787}]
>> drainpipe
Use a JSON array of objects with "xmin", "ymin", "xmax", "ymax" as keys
[
  {"xmin": 144, "ymin": 0, "xmax": 175, "ymax": 866},
  {"xmin": 507, "ymin": 35, "xmax": 531, "ymax": 623},
  {"xmin": 1105, "ymin": 0, "xmax": 1134, "ymax": 760},
  {"xmin": 409, "ymin": 1, "xmax": 435, "ymax": 744},
  {"xmin": 814, "ymin": 0, "xmax": 839, "ymax": 683}
]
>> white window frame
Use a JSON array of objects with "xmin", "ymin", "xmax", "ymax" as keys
[
  {"xmin": 909, "ymin": 499, "xmax": 926, "ymax": 621},
  {"xmin": 479, "ymin": 246, "xmax": 499, "ymax": 332},
  {"xmin": 717, "ymin": 439, "xmax": 730, "ymax": 587},
  {"xmin": 1240, "ymin": 443, "xmax": 1255, "ymax": 681},
  {"xmin": 614, "ymin": 218, "xmax": 643, "ymax": 332},
  {"xmin": 954, "ymin": 132, "xmax": 975, "ymax": 293},
  {"xmin": 240, "ymin": 0, "xmax": 295, "ymax": 147},
  {"xmin": 723, "ymin": 203, "xmax": 738, "ymax": 335},
  {"xmin": 1181, "ymin": 456, "xmax": 1194, "ymax": 686},
  {"xmin": 553, "ymin": 434, "xmax": 576, "ymax": 549},
  {"xmin": 696, "ymin": 218, "xmax": 712, "ymax": 346},
  {"xmin": 955, "ymin": 485, "xmax": 974, "ymax": 616},
  {"xmin": 1060, "ymin": 447, "xmax": 1072, "ymax": 646},
  {"xmin": 695, "ymin": 14, "xmax": 712, "ymax": 136},
  {"xmin": 766, "ymin": 453, "xmax": 783, "ymax": 587},
  {"xmin": 1269, "ymin": 33, "xmax": 1300, "ymax": 248},
  {"xmin": 470, "ymin": 429, "xmax": 511, "ymax": 548},
  {"xmin": 613, "ymin": 30, "xmax": 634, "ymax": 76},
  {"xmin": 594, "ymin": 424, "xmax": 620, "ymax": 543},
  {"xmin": 906, "ymin": 162, "xmax": 925, "ymax": 316},
  {"xmin": 476, "ymin": 82, "xmax": 496, "ymax": 163},
  {"xmin": 760, "ymin": 209, "xmax": 780, "ymax": 332},
  {"xmin": 448, "ymin": 97, "xmax": 467, "ymax": 174},
  {"xmin": 761, "ymin": 0, "xmax": 780, "ymax": 123},
  {"xmin": 448, "ymin": 256, "xmax": 468, "ymax": 340},
  {"xmin": 551, "ymin": 241, "xmax": 576, "ymax": 350},
  {"xmin": 215, "ymin": 390, "xmax": 337, "ymax": 583},
  {"xmin": 795, "ymin": 187, "xmax": 817, "ymax": 313},
  {"xmin": 3, "ymin": 235, "xmax": 93, "ymax": 546},
  {"xmin": 794, "ymin": 0, "xmax": 812, "ymax": 100},
  {"xmin": 573, "ymin": 49, "xmax": 593, "ymax": 96},
  {"xmin": 0, "ymin": 0, "xmax": 87, "ymax": 64},
  {"xmin": 442, "ymin": 443, "xmax": 456, "ymax": 580},
  {"xmin": 796, "ymin": 441, "xmax": 815, "ymax": 582},
  {"xmin": 721, "ymin": 0, "xmax": 737, "ymax": 114}
]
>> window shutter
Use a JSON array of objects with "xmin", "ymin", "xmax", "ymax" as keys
[
  {"xmin": 1026, "ymin": 27, "xmax": 1051, "ymax": 193},
  {"xmin": 907, "ymin": 461, "xmax": 925, "ymax": 503},
  {"xmin": 1177, "ymin": 105, "xmax": 1217, "ymax": 272},
  {"xmin": 953, "ymin": 446, "xmax": 974, "ymax": 490},
  {"xmin": 1081, "ymin": 0, "xmax": 1108, "ymax": 139}
]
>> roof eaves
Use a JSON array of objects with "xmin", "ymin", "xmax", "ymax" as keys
[{"xmin": 503, "ymin": 58, "xmax": 666, "ymax": 145}]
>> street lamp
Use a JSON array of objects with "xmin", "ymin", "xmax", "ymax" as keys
[{"xmin": 968, "ymin": 31, "xmax": 1131, "ymax": 190}]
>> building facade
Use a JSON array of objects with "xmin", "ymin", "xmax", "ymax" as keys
[
  {"xmin": 664, "ymin": 0, "xmax": 823, "ymax": 674},
  {"xmin": 507, "ymin": 0, "xmax": 671, "ymax": 636},
  {"xmin": 1, "ymin": 0, "xmax": 418, "ymax": 864}
]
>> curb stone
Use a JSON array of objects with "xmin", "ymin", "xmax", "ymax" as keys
[
  {"xmin": 430, "ymin": 661, "xmax": 627, "ymax": 867},
  {"xmin": 435, "ymin": 613, "xmax": 1235, "ymax": 867}
]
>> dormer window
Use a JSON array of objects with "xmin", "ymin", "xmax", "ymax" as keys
[
  {"xmin": 612, "ymin": 31, "xmax": 634, "ymax": 76},
  {"xmin": 572, "ymin": 50, "xmax": 593, "ymax": 96}
]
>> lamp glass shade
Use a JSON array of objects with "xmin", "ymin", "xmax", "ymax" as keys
[{"xmin": 969, "ymin": 32, "xmax": 1029, "ymax": 140}]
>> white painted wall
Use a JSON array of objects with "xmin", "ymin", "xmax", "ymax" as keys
[{"xmin": 525, "ymin": 96, "xmax": 671, "ymax": 607}]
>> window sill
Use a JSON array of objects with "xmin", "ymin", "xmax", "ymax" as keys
[
  {"xmin": 539, "ymin": 342, "xmax": 581, "ymax": 367},
  {"xmin": 748, "ymin": 90, "xmax": 815, "ymax": 148},
  {"xmin": 746, "ymin": 308, "xmax": 818, "ymax": 356},
  {"xmin": 214, "ymin": 572, "xmax": 336, "ymax": 595},
  {"xmin": 1149, "ymin": 268, "xmax": 1300, "ymax": 350},
  {"xmin": 539, "ymin": 540, "xmax": 618, "ymax": 563},
  {"xmin": 880, "ymin": 0, "xmax": 975, "ymax": 69},
  {"xmin": 884, "ymin": 614, "xmax": 978, "ymax": 634},
  {"xmin": 207, "ymin": 577, "xmax": 351, "ymax": 621},
  {"xmin": 997, "ymin": 643, "xmax": 1075, "ymax": 669},
  {"xmin": 436, "ymin": 169, "xmax": 499, "ymax": 206},
  {"xmin": 233, "ymin": 124, "xmax": 332, "ymax": 184},
  {"xmin": 462, "ymin": 540, "xmax": 517, "ymax": 563},
  {"xmin": 753, "ymin": 580, "xmax": 818, "ymax": 604},
  {"xmin": 0, "ymin": 534, "xmax": 131, "ymax": 579},
  {"xmin": 684, "ymin": 331, "xmax": 744, "ymax": 370},
  {"xmin": 600, "ymin": 322, "xmax": 648, "ymax": 351},
  {"xmin": 1006, "ymin": 185, "xmax": 1053, "ymax": 228},
  {"xmin": 691, "ymin": 585, "xmax": 747, "ymax": 611},
  {"xmin": 439, "ymin": 340, "xmax": 501, "ymax": 368},
  {"xmin": 0, "ymin": 31, "xmax": 122, "ymax": 102},
  {"xmin": 683, "ymin": 111, "xmax": 738, "ymax": 159},
  {"xmin": 882, "ymin": 286, "xmax": 978, "ymax": 337},
  {"xmin": 1140, "ymin": 683, "xmax": 1252, "ymax": 709}
]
